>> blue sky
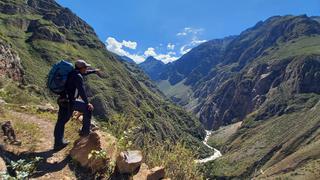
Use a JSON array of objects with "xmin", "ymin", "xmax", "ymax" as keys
[{"xmin": 56, "ymin": 0, "xmax": 320, "ymax": 63}]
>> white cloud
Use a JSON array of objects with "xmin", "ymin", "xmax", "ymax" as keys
[
  {"xmin": 168, "ymin": 51, "xmax": 176, "ymax": 55},
  {"xmin": 176, "ymin": 27, "xmax": 206, "ymax": 55},
  {"xmin": 156, "ymin": 54, "xmax": 178, "ymax": 64},
  {"xmin": 167, "ymin": 43, "xmax": 175, "ymax": 50},
  {"xmin": 190, "ymin": 38, "xmax": 207, "ymax": 46},
  {"xmin": 106, "ymin": 37, "xmax": 144, "ymax": 63},
  {"xmin": 144, "ymin": 47, "xmax": 157, "ymax": 57},
  {"xmin": 106, "ymin": 37, "xmax": 127, "ymax": 56},
  {"xmin": 180, "ymin": 46, "xmax": 192, "ymax": 55},
  {"xmin": 180, "ymin": 37, "xmax": 207, "ymax": 55},
  {"xmin": 106, "ymin": 37, "xmax": 179, "ymax": 64},
  {"xmin": 126, "ymin": 54, "xmax": 145, "ymax": 63},
  {"xmin": 177, "ymin": 27, "xmax": 204, "ymax": 36},
  {"xmin": 144, "ymin": 47, "xmax": 178, "ymax": 64},
  {"xmin": 145, "ymin": 47, "xmax": 178, "ymax": 63},
  {"xmin": 106, "ymin": 26, "xmax": 207, "ymax": 64},
  {"xmin": 177, "ymin": 32, "xmax": 187, "ymax": 36},
  {"xmin": 122, "ymin": 40, "xmax": 137, "ymax": 49}
]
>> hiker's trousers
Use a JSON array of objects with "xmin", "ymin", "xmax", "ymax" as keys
[{"xmin": 54, "ymin": 99, "xmax": 92, "ymax": 144}]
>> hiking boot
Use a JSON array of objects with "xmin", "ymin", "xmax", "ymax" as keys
[
  {"xmin": 53, "ymin": 140, "xmax": 69, "ymax": 151},
  {"xmin": 78, "ymin": 124, "xmax": 98, "ymax": 134},
  {"xmin": 90, "ymin": 124, "xmax": 99, "ymax": 131},
  {"xmin": 78, "ymin": 130, "xmax": 91, "ymax": 137}
]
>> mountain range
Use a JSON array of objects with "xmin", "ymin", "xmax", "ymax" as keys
[{"xmin": 140, "ymin": 14, "xmax": 320, "ymax": 178}]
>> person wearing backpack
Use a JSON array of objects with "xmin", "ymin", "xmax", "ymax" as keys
[{"xmin": 52, "ymin": 59, "xmax": 101, "ymax": 151}]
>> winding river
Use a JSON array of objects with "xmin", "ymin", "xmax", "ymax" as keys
[{"xmin": 195, "ymin": 130, "xmax": 222, "ymax": 163}]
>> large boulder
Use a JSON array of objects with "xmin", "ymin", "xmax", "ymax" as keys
[
  {"xmin": 70, "ymin": 132, "xmax": 117, "ymax": 173},
  {"xmin": 148, "ymin": 166, "xmax": 166, "ymax": 180},
  {"xmin": 133, "ymin": 163, "xmax": 165, "ymax": 180},
  {"xmin": 116, "ymin": 150, "xmax": 143, "ymax": 174}
]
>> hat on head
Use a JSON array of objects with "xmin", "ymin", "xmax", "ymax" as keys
[{"xmin": 75, "ymin": 59, "xmax": 91, "ymax": 69}]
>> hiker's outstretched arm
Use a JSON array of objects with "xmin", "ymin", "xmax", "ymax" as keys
[
  {"xmin": 83, "ymin": 69, "xmax": 97, "ymax": 76},
  {"xmin": 75, "ymin": 75, "xmax": 89, "ymax": 104}
]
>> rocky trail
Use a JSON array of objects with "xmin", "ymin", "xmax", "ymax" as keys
[
  {"xmin": 0, "ymin": 105, "xmax": 168, "ymax": 180},
  {"xmin": 1, "ymin": 110, "xmax": 77, "ymax": 179}
]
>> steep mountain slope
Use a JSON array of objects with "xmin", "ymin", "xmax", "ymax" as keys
[
  {"xmin": 156, "ymin": 15, "xmax": 320, "ymax": 131},
  {"xmin": 0, "ymin": 0, "xmax": 207, "ymax": 153},
  {"xmin": 203, "ymin": 95, "xmax": 320, "ymax": 179},
  {"xmin": 138, "ymin": 56, "xmax": 166, "ymax": 80},
  {"xmin": 115, "ymin": 54, "xmax": 135, "ymax": 64}
]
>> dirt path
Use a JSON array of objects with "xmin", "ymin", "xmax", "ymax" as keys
[
  {"xmin": 9, "ymin": 111, "xmax": 55, "ymax": 151},
  {"xmin": 3, "ymin": 111, "xmax": 77, "ymax": 180}
]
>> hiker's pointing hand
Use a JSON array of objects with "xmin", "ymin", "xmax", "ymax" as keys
[
  {"xmin": 88, "ymin": 103, "xmax": 94, "ymax": 111},
  {"xmin": 95, "ymin": 69, "xmax": 103, "ymax": 77}
]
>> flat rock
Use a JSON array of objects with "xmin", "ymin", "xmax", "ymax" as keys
[
  {"xmin": 133, "ymin": 163, "xmax": 165, "ymax": 180},
  {"xmin": 37, "ymin": 103, "xmax": 57, "ymax": 113},
  {"xmin": 116, "ymin": 150, "xmax": 143, "ymax": 174},
  {"xmin": 70, "ymin": 131, "xmax": 117, "ymax": 173}
]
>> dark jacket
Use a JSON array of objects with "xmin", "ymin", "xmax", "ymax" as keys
[{"xmin": 62, "ymin": 69, "xmax": 96, "ymax": 105}]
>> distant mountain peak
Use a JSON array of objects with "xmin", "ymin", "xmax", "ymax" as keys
[
  {"xmin": 138, "ymin": 56, "xmax": 166, "ymax": 80},
  {"xmin": 145, "ymin": 56, "xmax": 163, "ymax": 64}
]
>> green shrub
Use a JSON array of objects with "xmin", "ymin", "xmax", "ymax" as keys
[
  {"xmin": 143, "ymin": 139, "xmax": 204, "ymax": 180},
  {"xmin": 0, "ymin": 157, "xmax": 43, "ymax": 180},
  {"xmin": 0, "ymin": 81, "xmax": 40, "ymax": 105},
  {"xmin": 101, "ymin": 114, "xmax": 136, "ymax": 151}
]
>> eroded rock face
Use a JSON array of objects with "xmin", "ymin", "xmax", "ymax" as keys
[
  {"xmin": 199, "ymin": 55, "xmax": 320, "ymax": 129},
  {"xmin": 0, "ymin": 40, "xmax": 23, "ymax": 81}
]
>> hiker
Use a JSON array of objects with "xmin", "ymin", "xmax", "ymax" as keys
[{"xmin": 53, "ymin": 59, "xmax": 101, "ymax": 151}]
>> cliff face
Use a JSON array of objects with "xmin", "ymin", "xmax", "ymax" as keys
[
  {"xmin": 0, "ymin": 39, "xmax": 23, "ymax": 81},
  {"xmin": 196, "ymin": 15, "xmax": 320, "ymax": 129},
  {"xmin": 0, "ymin": 0, "xmax": 207, "ymax": 153},
  {"xmin": 199, "ymin": 55, "xmax": 320, "ymax": 129}
]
